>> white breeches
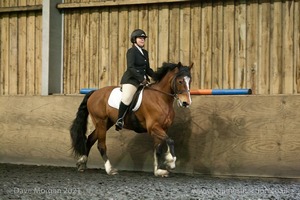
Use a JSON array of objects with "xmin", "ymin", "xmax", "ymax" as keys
[{"xmin": 121, "ymin": 84, "xmax": 137, "ymax": 105}]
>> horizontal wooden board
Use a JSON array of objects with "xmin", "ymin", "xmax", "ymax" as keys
[
  {"xmin": 0, "ymin": 95, "xmax": 300, "ymax": 178},
  {"xmin": 0, "ymin": 5, "xmax": 42, "ymax": 13},
  {"xmin": 57, "ymin": 0, "xmax": 192, "ymax": 9}
]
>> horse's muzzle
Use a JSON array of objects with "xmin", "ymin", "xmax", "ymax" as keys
[{"xmin": 182, "ymin": 102, "xmax": 190, "ymax": 107}]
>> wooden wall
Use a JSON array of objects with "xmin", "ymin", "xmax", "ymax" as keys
[
  {"xmin": 61, "ymin": 0, "xmax": 300, "ymax": 95},
  {"xmin": 0, "ymin": 0, "xmax": 42, "ymax": 95},
  {"xmin": 1, "ymin": 95, "xmax": 300, "ymax": 178}
]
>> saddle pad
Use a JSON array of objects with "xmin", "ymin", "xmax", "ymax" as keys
[{"xmin": 108, "ymin": 87, "xmax": 143, "ymax": 112}]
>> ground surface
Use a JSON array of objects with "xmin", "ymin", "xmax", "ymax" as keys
[{"xmin": 0, "ymin": 163, "xmax": 300, "ymax": 200}]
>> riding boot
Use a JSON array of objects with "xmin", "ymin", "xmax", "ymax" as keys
[{"xmin": 115, "ymin": 102, "xmax": 129, "ymax": 131}]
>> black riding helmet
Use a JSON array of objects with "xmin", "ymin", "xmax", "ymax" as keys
[{"xmin": 130, "ymin": 29, "xmax": 147, "ymax": 43}]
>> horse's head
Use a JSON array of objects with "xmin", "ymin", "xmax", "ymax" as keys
[
  {"xmin": 153, "ymin": 62, "xmax": 193, "ymax": 107},
  {"xmin": 172, "ymin": 62, "xmax": 193, "ymax": 107}
]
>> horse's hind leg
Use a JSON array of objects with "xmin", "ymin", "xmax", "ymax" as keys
[
  {"xmin": 76, "ymin": 130, "xmax": 98, "ymax": 172},
  {"xmin": 96, "ymin": 120, "xmax": 118, "ymax": 175}
]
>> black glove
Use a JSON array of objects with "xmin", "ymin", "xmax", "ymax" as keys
[{"xmin": 141, "ymin": 79, "xmax": 148, "ymax": 85}]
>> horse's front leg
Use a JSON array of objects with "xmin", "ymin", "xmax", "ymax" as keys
[
  {"xmin": 153, "ymin": 147, "xmax": 170, "ymax": 177},
  {"xmin": 153, "ymin": 137, "xmax": 177, "ymax": 177},
  {"xmin": 164, "ymin": 138, "xmax": 176, "ymax": 170}
]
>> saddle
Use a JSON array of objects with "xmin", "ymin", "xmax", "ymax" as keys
[
  {"xmin": 108, "ymin": 85, "xmax": 147, "ymax": 133},
  {"xmin": 108, "ymin": 85, "xmax": 144, "ymax": 112}
]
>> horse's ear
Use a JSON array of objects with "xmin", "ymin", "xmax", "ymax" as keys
[
  {"xmin": 189, "ymin": 62, "xmax": 194, "ymax": 69},
  {"xmin": 177, "ymin": 62, "xmax": 182, "ymax": 67}
]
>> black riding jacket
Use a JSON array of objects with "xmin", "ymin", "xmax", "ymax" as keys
[{"xmin": 120, "ymin": 45, "xmax": 155, "ymax": 87}]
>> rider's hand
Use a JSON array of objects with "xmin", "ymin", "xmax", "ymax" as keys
[{"xmin": 141, "ymin": 79, "xmax": 148, "ymax": 85}]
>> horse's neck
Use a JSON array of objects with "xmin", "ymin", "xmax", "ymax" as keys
[{"xmin": 153, "ymin": 72, "xmax": 174, "ymax": 96}]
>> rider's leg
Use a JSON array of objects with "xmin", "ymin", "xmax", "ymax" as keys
[
  {"xmin": 115, "ymin": 101, "xmax": 129, "ymax": 130},
  {"xmin": 115, "ymin": 84, "xmax": 137, "ymax": 131}
]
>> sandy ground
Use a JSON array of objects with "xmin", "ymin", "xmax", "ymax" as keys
[{"xmin": 1, "ymin": 163, "xmax": 300, "ymax": 200}]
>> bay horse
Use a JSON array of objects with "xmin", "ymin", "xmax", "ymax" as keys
[{"xmin": 70, "ymin": 62, "xmax": 193, "ymax": 177}]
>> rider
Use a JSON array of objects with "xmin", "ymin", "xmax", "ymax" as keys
[{"xmin": 115, "ymin": 29, "xmax": 156, "ymax": 131}]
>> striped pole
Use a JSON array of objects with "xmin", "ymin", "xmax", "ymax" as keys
[
  {"xmin": 80, "ymin": 88, "xmax": 252, "ymax": 95},
  {"xmin": 190, "ymin": 89, "xmax": 252, "ymax": 95}
]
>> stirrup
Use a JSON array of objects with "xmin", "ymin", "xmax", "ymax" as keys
[{"xmin": 115, "ymin": 118, "xmax": 124, "ymax": 131}]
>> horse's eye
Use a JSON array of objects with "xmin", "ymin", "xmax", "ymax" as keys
[{"xmin": 178, "ymin": 80, "xmax": 183, "ymax": 84}]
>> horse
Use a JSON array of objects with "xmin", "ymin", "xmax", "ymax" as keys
[{"xmin": 70, "ymin": 62, "xmax": 193, "ymax": 177}]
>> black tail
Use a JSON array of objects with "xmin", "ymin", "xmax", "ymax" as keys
[{"xmin": 70, "ymin": 91, "xmax": 95, "ymax": 157}]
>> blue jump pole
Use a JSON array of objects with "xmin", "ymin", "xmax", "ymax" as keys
[
  {"xmin": 80, "ymin": 88, "xmax": 97, "ymax": 94},
  {"xmin": 211, "ymin": 89, "xmax": 252, "ymax": 95}
]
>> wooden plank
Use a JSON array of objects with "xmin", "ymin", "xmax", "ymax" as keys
[
  {"xmin": 138, "ymin": 5, "xmax": 149, "ymax": 36},
  {"xmin": 223, "ymin": 0, "xmax": 235, "ymax": 90},
  {"xmin": 258, "ymin": 2, "xmax": 270, "ymax": 94},
  {"xmin": 211, "ymin": 1, "xmax": 223, "ymax": 89},
  {"xmin": 35, "ymin": 9, "xmax": 42, "ymax": 95},
  {"xmin": 17, "ymin": 0, "xmax": 27, "ymax": 95},
  {"xmin": 234, "ymin": 0, "xmax": 246, "ymax": 89},
  {"xmin": 89, "ymin": 9, "xmax": 100, "ymax": 89},
  {"xmin": 63, "ymin": 11, "xmax": 71, "ymax": 93},
  {"xmin": 0, "ymin": 0, "xmax": 3, "ymax": 95},
  {"xmin": 0, "ymin": 0, "xmax": 10, "ymax": 95},
  {"xmin": 0, "ymin": 5, "xmax": 42, "ymax": 13},
  {"xmin": 8, "ymin": 0, "xmax": 19, "ymax": 95},
  {"xmin": 269, "ymin": 1, "xmax": 282, "ymax": 94},
  {"xmin": 57, "ymin": 0, "xmax": 193, "ymax": 9},
  {"xmin": 200, "ymin": 1, "xmax": 212, "ymax": 89},
  {"xmin": 296, "ymin": 0, "xmax": 300, "ymax": 93},
  {"xmin": 245, "ymin": 0, "xmax": 258, "ymax": 94},
  {"xmin": 79, "ymin": 8, "xmax": 90, "ymax": 90},
  {"xmin": 169, "ymin": 4, "xmax": 180, "ymax": 64},
  {"xmin": 158, "ymin": 4, "xmax": 169, "ymax": 66},
  {"xmin": 26, "ymin": 0, "xmax": 36, "ymax": 95},
  {"xmin": 282, "ymin": 1, "xmax": 294, "ymax": 94},
  {"xmin": 148, "ymin": 5, "xmax": 159, "ymax": 68},
  {"xmin": 110, "ymin": 8, "xmax": 119, "ymax": 86},
  {"xmin": 99, "ymin": 8, "xmax": 110, "ymax": 87},
  {"xmin": 190, "ymin": 2, "xmax": 201, "ymax": 89},
  {"xmin": 70, "ymin": 10, "xmax": 81, "ymax": 94},
  {"xmin": 179, "ymin": 3, "xmax": 190, "ymax": 65},
  {"xmin": 246, "ymin": 0, "xmax": 258, "ymax": 94},
  {"xmin": 118, "ymin": 7, "xmax": 129, "ymax": 78},
  {"xmin": 128, "ymin": 6, "xmax": 139, "ymax": 40}
]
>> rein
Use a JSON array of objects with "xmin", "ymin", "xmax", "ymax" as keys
[
  {"xmin": 145, "ymin": 85, "xmax": 177, "ymax": 99},
  {"xmin": 144, "ymin": 75, "xmax": 190, "ymax": 99}
]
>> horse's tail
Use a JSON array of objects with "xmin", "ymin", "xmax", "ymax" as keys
[{"xmin": 70, "ymin": 91, "xmax": 95, "ymax": 157}]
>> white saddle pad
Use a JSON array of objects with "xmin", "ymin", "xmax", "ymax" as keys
[{"xmin": 108, "ymin": 87, "xmax": 143, "ymax": 112}]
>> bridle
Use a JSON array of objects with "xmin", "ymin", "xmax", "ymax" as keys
[{"xmin": 145, "ymin": 73, "xmax": 191, "ymax": 100}]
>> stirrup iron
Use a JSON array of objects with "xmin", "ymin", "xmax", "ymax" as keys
[{"xmin": 115, "ymin": 118, "xmax": 124, "ymax": 131}]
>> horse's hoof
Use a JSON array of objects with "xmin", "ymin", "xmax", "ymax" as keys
[
  {"xmin": 104, "ymin": 160, "xmax": 118, "ymax": 175},
  {"xmin": 164, "ymin": 156, "xmax": 176, "ymax": 170},
  {"xmin": 77, "ymin": 163, "xmax": 86, "ymax": 172},
  {"xmin": 154, "ymin": 169, "xmax": 169, "ymax": 177},
  {"xmin": 108, "ymin": 168, "xmax": 118, "ymax": 175},
  {"xmin": 76, "ymin": 155, "xmax": 88, "ymax": 172}
]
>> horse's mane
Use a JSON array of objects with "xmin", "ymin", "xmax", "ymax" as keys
[{"xmin": 152, "ymin": 62, "xmax": 191, "ymax": 82}]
